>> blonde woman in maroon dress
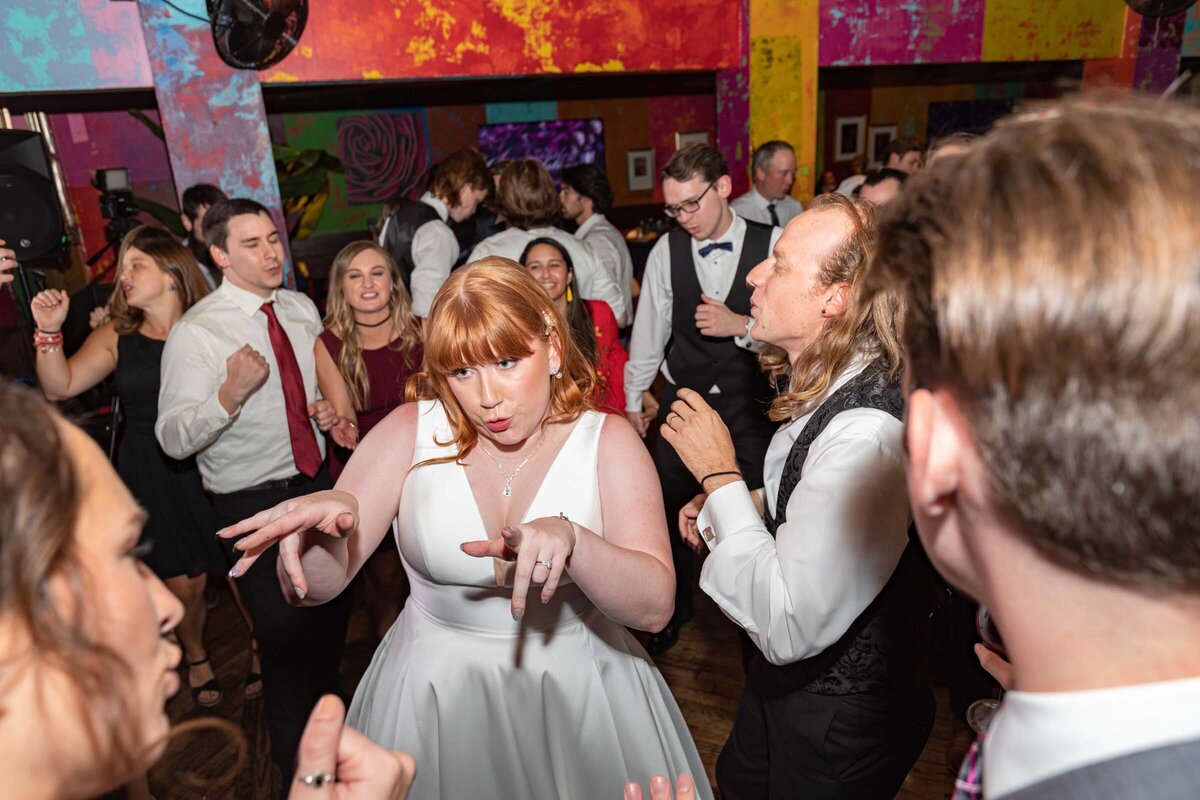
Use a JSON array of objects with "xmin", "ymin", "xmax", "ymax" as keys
[{"xmin": 316, "ymin": 241, "xmax": 423, "ymax": 637}]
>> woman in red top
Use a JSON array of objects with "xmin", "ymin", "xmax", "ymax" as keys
[
  {"xmin": 520, "ymin": 237, "xmax": 628, "ymax": 414},
  {"xmin": 317, "ymin": 241, "xmax": 423, "ymax": 638}
]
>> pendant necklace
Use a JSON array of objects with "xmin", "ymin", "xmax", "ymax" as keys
[{"xmin": 478, "ymin": 431, "xmax": 548, "ymax": 496}]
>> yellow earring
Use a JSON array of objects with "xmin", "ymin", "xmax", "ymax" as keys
[{"xmin": 566, "ymin": 286, "xmax": 573, "ymax": 302}]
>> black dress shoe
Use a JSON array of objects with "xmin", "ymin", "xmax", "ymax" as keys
[
  {"xmin": 646, "ymin": 621, "xmax": 683, "ymax": 656},
  {"xmin": 645, "ymin": 609, "xmax": 693, "ymax": 656}
]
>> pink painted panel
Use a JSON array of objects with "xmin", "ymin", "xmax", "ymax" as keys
[{"xmin": 820, "ymin": 0, "xmax": 986, "ymax": 66}]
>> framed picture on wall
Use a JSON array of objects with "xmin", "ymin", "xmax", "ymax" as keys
[
  {"xmin": 674, "ymin": 131, "xmax": 709, "ymax": 150},
  {"xmin": 834, "ymin": 116, "xmax": 866, "ymax": 162},
  {"xmin": 868, "ymin": 125, "xmax": 898, "ymax": 168},
  {"xmin": 627, "ymin": 148, "xmax": 655, "ymax": 192}
]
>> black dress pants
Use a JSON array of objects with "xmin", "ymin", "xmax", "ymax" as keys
[
  {"xmin": 213, "ymin": 468, "xmax": 353, "ymax": 786},
  {"xmin": 717, "ymin": 671, "xmax": 935, "ymax": 800},
  {"xmin": 654, "ymin": 383, "xmax": 775, "ymax": 627}
]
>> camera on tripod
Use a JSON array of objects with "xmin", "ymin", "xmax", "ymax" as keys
[{"xmin": 94, "ymin": 168, "xmax": 142, "ymax": 244}]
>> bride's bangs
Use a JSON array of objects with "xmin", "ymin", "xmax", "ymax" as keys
[{"xmin": 425, "ymin": 292, "xmax": 539, "ymax": 377}]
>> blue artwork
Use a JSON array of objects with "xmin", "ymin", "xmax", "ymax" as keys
[{"xmin": 476, "ymin": 119, "xmax": 605, "ymax": 181}]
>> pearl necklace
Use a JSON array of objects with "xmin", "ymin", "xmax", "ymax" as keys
[{"xmin": 478, "ymin": 432, "xmax": 548, "ymax": 496}]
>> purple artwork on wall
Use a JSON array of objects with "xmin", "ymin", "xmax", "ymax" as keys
[
  {"xmin": 339, "ymin": 111, "xmax": 430, "ymax": 205},
  {"xmin": 477, "ymin": 119, "xmax": 605, "ymax": 181}
]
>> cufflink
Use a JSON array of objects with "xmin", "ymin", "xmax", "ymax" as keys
[{"xmin": 701, "ymin": 526, "xmax": 715, "ymax": 543}]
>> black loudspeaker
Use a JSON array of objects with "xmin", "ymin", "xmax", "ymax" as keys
[{"xmin": 0, "ymin": 130, "xmax": 67, "ymax": 261}]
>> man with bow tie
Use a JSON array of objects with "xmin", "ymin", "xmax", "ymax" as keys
[{"xmin": 625, "ymin": 143, "xmax": 781, "ymax": 654}]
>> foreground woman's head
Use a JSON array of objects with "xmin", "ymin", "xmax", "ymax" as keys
[
  {"xmin": 0, "ymin": 384, "xmax": 182, "ymax": 798},
  {"xmin": 410, "ymin": 257, "xmax": 595, "ymax": 457}
]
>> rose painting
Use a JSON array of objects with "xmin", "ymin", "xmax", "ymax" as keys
[{"xmin": 338, "ymin": 111, "xmax": 430, "ymax": 205}]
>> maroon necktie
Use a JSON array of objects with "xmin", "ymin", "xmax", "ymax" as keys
[{"xmin": 260, "ymin": 301, "xmax": 322, "ymax": 478}]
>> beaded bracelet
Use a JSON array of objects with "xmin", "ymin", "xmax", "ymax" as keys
[{"xmin": 33, "ymin": 330, "xmax": 64, "ymax": 354}]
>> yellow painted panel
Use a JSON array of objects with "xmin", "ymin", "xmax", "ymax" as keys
[
  {"xmin": 982, "ymin": 0, "xmax": 1126, "ymax": 62},
  {"xmin": 751, "ymin": 33, "xmax": 818, "ymax": 205}
]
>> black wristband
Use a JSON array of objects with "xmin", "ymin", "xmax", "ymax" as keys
[{"xmin": 701, "ymin": 470, "xmax": 742, "ymax": 486}]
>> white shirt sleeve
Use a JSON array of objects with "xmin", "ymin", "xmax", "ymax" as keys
[
  {"xmin": 624, "ymin": 237, "xmax": 673, "ymax": 411},
  {"xmin": 409, "ymin": 219, "xmax": 458, "ymax": 317},
  {"xmin": 567, "ymin": 236, "xmax": 627, "ymax": 326},
  {"xmin": 155, "ymin": 320, "xmax": 235, "ymax": 459},
  {"xmin": 732, "ymin": 224, "xmax": 780, "ymax": 353},
  {"xmin": 467, "ymin": 235, "xmax": 502, "ymax": 264},
  {"xmin": 696, "ymin": 409, "xmax": 911, "ymax": 665}
]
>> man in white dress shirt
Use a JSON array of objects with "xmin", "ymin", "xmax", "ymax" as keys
[
  {"xmin": 661, "ymin": 193, "xmax": 934, "ymax": 798},
  {"xmin": 559, "ymin": 163, "xmax": 634, "ymax": 321},
  {"xmin": 730, "ymin": 141, "xmax": 803, "ymax": 228},
  {"xmin": 870, "ymin": 94, "xmax": 1200, "ymax": 799},
  {"xmin": 469, "ymin": 158, "xmax": 627, "ymax": 326},
  {"xmin": 625, "ymin": 143, "xmax": 782, "ymax": 654},
  {"xmin": 156, "ymin": 198, "xmax": 353, "ymax": 781},
  {"xmin": 378, "ymin": 146, "xmax": 491, "ymax": 318}
]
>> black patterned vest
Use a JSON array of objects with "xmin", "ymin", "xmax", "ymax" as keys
[
  {"xmin": 381, "ymin": 200, "xmax": 441, "ymax": 290},
  {"xmin": 754, "ymin": 357, "xmax": 933, "ymax": 696}
]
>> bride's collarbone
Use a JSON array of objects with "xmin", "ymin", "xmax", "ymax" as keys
[{"xmin": 463, "ymin": 423, "xmax": 576, "ymax": 531}]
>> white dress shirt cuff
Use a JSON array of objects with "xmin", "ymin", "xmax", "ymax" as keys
[
  {"xmin": 206, "ymin": 390, "xmax": 237, "ymax": 425},
  {"xmin": 733, "ymin": 316, "xmax": 765, "ymax": 352},
  {"xmin": 697, "ymin": 480, "xmax": 762, "ymax": 551}
]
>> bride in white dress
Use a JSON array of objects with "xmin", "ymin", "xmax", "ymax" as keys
[{"xmin": 221, "ymin": 257, "xmax": 712, "ymax": 799}]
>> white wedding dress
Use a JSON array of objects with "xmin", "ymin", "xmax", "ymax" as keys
[{"xmin": 347, "ymin": 400, "xmax": 713, "ymax": 799}]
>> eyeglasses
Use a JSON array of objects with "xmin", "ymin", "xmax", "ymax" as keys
[{"xmin": 663, "ymin": 181, "xmax": 716, "ymax": 218}]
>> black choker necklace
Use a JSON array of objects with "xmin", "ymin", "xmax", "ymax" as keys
[{"xmin": 355, "ymin": 316, "xmax": 391, "ymax": 328}]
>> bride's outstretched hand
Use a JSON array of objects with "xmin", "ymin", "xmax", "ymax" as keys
[
  {"xmin": 217, "ymin": 490, "xmax": 358, "ymax": 599},
  {"xmin": 460, "ymin": 515, "xmax": 577, "ymax": 622}
]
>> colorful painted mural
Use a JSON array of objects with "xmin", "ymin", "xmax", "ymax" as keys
[
  {"xmin": 819, "ymin": 0, "xmax": 1127, "ymax": 67},
  {"xmin": 0, "ymin": 0, "xmax": 1154, "ymax": 96},
  {"xmin": 0, "ymin": 0, "xmax": 152, "ymax": 93},
  {"xmin": 45, "ymin": 110, "xmax": 178, "ymax": 275},
  {"xmin": 260, "ymin": 0, "xmax": 742, "ymax": 83},
  {"xmin": 136, "ymin": 0, "xmax": 286, "ymax": 265},
  {"xmin": 1185, "ymin": 3, "xmax": 1200, "ymax": 58},
  {"xmin": 270, "ymin": 94, "xmax": 717, "ymax": 237},
  {"xmin": 338, "ymin": 111, "xmax": 430, "ymax": 204},
  {"xmin": 820, "ymin": 0, "xmax": 986, "ymax": 66}
]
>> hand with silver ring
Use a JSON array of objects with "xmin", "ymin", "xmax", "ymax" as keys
[
  {"xmin": 291, "ymin": 693, "xmax": 415, "ymax": 799},
  {"xmin": 658, "ymin": 388, "xmax": 740, "ymax": 489},
  {"xmin": 460, "ymin": 514, "xmax": 578, "ymax": 621}
]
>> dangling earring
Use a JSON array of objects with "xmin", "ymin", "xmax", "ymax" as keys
[
  {"xmin": 566, "ymin": 286, "xmax": 573, "ymax": 303},
  {"xmin": 551, "ymin": 366, "xmax": 563, "ymax": 379}
]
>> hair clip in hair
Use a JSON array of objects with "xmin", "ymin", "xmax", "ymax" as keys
[{"xmin": 541, "ymin": 310, "xmax": 555, "ymax": 334}]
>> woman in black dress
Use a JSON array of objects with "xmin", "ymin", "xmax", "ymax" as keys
[{"xmin": 31, "ymin": 226, "xmax": 233, "ymax": 707}]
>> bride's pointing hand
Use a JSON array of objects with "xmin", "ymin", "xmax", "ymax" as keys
[
  {"xmin": 218, "ymin": 490, "xmax": 359, "ymax": 598},
  {"xmin": 460, "ymin": 515, "xmax": 577, "ymax": 621}
]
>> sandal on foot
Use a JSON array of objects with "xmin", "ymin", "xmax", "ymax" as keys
[
  {"xmin": 244, "ymin": 641, "xmax": 263, "ymax": 700},
  {"xmin": 186, "ymin": 656, "xmax": 223, "ymax": 708}
]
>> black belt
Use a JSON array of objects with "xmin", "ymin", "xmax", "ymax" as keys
[{"xmin": 214, "ymin": 472, "xmax": 312, "ymax": 498}]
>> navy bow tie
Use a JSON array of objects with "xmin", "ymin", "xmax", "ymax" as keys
[{"xmin": 699, "ymin": 241, "xmax": 734, "ymax": 257}]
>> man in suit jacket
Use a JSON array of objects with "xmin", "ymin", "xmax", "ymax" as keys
[{"xmin": 868, "ymin": 92, "xmax": 1200, "ymax": 799}]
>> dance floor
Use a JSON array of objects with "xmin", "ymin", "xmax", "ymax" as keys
[{"xmin": 149, "ymin": 578, "xmax": 955, "ymax": 799}]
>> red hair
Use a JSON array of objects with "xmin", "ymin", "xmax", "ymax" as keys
[{"xmin": 407, "ymin": 257, "xmax": 595, "ymax": 462}]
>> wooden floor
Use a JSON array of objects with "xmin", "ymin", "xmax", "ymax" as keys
[{"xmin": 148, "ymin": 579, "xmax": 956, "ymax": 799}]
